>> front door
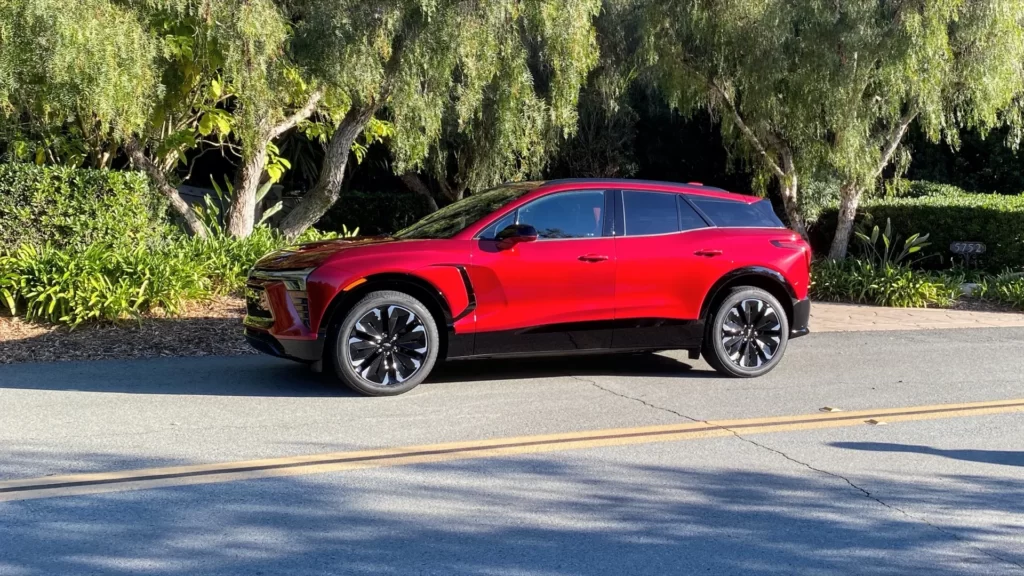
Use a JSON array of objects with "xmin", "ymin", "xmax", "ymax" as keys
[{"xmin": 469, "ymin": 189, "xmax": 617, "ymax": 355}]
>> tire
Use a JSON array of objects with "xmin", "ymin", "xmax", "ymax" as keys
[
  {"xmin": 702, "ymin": 287, "xmax": 789, "ymax": 378},
  {"xmin": 330, "ymin": 290, "xmax": 440, "ymax": 396}
]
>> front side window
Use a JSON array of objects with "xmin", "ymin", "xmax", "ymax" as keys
[
  {"xmin": 517, "ymin": 191, "xmax": 606, "ymax": 239},
  {"xmin": 688, "ymin": 197, "xmax": 784, "ymax": 228},
  {"xmin": 622, "ymin": 191, "xmax": 680, "ymax": 236}
]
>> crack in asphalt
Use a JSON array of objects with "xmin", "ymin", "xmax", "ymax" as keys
[{"xmin": 573, "ymin": 374, "xmax": 1024, "ymax": 571}]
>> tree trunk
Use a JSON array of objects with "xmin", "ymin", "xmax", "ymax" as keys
[
  {"xmin": 225, "ymin": 147, "xmax": 268, "ymax": 238},
  {"xmin": 124, "ymin": 137, "xmax": 207, "ymax": 238},
  {"xmin": 400, "ymin": 173, "xmax": 439, "ymax": 212},
  {"xmin": 779, "ymin": 179, "xmax": 806, "ymax": 239},
  {"xmin": 278, "ymin": 105, "xmax": 377, "ymax": 241},
  {"xmin": 828, "ymin": 183, "xmax": 861, "ymax": 259}
]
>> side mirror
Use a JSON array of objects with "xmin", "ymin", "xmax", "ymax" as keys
[{"xmin": 496, "ymin": 224, "xmax": 538, "ymax": 249}]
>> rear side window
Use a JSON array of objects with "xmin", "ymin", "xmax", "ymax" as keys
[
  {"xmin": 689, "ymin": 197, "xmax": 784, "ymax": 228},
  {"xmin": 622, "ymin": 191, "xmax": 679, "ymax": 236}
]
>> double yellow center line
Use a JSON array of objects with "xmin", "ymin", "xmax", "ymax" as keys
[{"xmin": 2, "ymin": 398, "xmax": 1022, "ymax": 502}]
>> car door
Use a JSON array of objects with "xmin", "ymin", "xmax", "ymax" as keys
[
  {"xmin": 470, "ymin": 189, "xmax": 617, "ymax": 355},
  {"xmin": 611, "ymin": 190, "xmax": 723, "ymax": 349}
]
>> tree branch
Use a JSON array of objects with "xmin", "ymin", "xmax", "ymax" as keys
[
  {"xmin": 269, "ymin": 89, "xmax": 324, "ymax": 141},
  {"xmin": 873, "ymin": 109, "xmax": 918, "ymax": 179},
  {"xmin": 124, "ymin": 137, "xmax": 207, "ymax": 238},
  {"xmin": 708, "ymin": 80, "xmax": 787, "ymax": 180}
]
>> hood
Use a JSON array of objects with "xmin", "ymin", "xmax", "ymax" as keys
[{"xmin": 253, "ymin": 236, "xmax": 397, "ymax": 271}]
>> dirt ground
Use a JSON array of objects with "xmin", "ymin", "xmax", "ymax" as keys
[{"xmin": 0, "ymin": 296, "xmax": 255, "ymax": 364}]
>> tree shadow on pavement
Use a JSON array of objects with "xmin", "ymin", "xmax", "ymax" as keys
[
  {"xmin": 831, "ymin": 442, "xmax": 1024, "ymax": 468},
  {"xmin": 1, "ymin": 452, "xmax": 1022, "ymax": 575}
]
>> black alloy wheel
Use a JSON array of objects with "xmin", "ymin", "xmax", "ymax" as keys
[
  {"xmin": 702, "ymin": 287, "xmax": 789, "ymax": 378},
  {"xmin": 332, "ymin": 291, "xmax": 440, "ymax": 396}
]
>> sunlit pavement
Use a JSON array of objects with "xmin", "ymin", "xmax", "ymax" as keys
[{"xmin": 1, "ymin": 328, "xmax": 1023, "ymax": 574}]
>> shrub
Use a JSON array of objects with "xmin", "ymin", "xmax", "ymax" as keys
[
  {"xmin": 0, "ymin": 243, "xmax": 209, "ymax": 326},
  {"xmin": 0, "ymin": 226, "xmax": 342, "ymax": 326},
  {"xmin": 811, "ymin": 259, "xmax": 961, "ymax": 308},
  {"xmin": 811, "ymin": 181, "xmax": 1024, "ymax": 272},
  {"xmin": 0, "ymin": 163, "xmax": 170, "ymax": 252},
  {"xmin": 976, "ymin": 273, "xmax": 1024, "ymax": 310},
  {"xmin": 318, "ymin": 189, "xmax": 433, "ymax": 235}
]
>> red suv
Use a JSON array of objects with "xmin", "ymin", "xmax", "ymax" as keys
[{"xmin": 245, "ymin": 179, "xmax": 811, "ymax": 395}]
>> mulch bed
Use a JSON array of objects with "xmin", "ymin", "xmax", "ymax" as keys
[{"xmin": 0, "ymin": 296, "xmax": 256, "ymax": 364}]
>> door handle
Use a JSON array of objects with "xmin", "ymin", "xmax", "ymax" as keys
[
  {"xmin": 578, "ymin": 254, "xmax": 610, "ymax": 262},
  {"xmin": 694, "ymin": 249, "xmax": 723, "ymax": 257}
]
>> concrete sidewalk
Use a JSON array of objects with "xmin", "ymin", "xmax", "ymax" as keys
[{"xmin": 811, "ymin": 301, "xmax": 1024, "ymax": 332}]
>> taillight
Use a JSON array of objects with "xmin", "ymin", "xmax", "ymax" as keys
[{"xmin": 771, "ymin": 239, "xmax": 812, "ymax": 267}]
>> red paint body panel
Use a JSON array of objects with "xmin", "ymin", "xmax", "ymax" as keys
[
  {"xmin": 244, "ymin": 179, "xmax": 811, "ymax": 359},
  {"xmin": 469, "ymin": 238, "xmax": 617, "ymax": 332}
]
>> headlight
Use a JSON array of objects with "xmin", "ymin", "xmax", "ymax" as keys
[{"xmin": 249, "ymin": 268, "xmax": 315, "ymax": 291}]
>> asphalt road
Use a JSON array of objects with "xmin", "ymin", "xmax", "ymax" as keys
[{"xmin": 1, "ymin": 327, "xmax": 1022, "ymax": 575}]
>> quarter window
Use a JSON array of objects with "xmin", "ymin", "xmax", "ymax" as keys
[
  {"xmin": 622, "ymin": 191, "xmax": 679, "ymax": 236},
  {"xmin": 688, "ymin": 197, "xmax": 784, "ymax": 228}
]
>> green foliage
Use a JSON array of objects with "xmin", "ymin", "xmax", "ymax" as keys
[
  {"xmin": 0, "ymin": 0, "xmax": 160, "ymax": 160},
  {"xmin": 0, "ymin": 242, "xmax": 208, "ymax": 326},
  {"xmin": 813, "ymin": 182, "xmax": 1024, "ymax": 271},
  {"xmin": 0, "ymin": 225, "xmax": 342, "ymax": 326},
  {"xmin": 810, "ymin": 260, "xmax": 961, "ymax": 308},
  {"xmin": 975, "ymin": 273, "xmax": 1024, "ymax": 310},
  {"xmin": 319, "ymin": 190, "xmax": 434, "ymax": 236},
  {"xmin": 0, "ymin": 163, "xmax": 169, "ymax": 252},
  {"xmin": 854, "ymin": 218, "xmax": 930, "ymax": 268},
  {"xmin": 194, "ymin": 176, "xmax": 282, "ymax": 237},
  {"xmin": 290, "ymin": 0, "xmax": 600, "ymax": 196}
]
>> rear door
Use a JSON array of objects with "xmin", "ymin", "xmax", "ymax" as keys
[
  {"xmin": 470, "ymin": 189, "xmax": 617, "ymax": 354},
  {"xmin": 611, "ymin": 190, "xmax": 724, "ymax": 348}
]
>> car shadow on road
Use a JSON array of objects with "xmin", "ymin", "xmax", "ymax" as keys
[
  {"xmin": 0, "ymin": 352, "xmax": 715, "ymax": 397},
  {"xmin": 831, "ymin": 442, "xmax": 1024, "ymax": 468},
  {"xmin": 429, "ymin": 352, "xmax": 713, "ymax": 384}
]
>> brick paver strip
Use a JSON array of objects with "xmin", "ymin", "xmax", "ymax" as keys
[{"xmin": 811, "ymin": 302, "xmax": 1024, "ymax": 333}]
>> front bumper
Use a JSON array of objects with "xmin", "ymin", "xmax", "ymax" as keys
[
  {"xmin": 790, "ymin": 297, "xmax": 810, "ymax": 338},
  {"xmin": 244, "ymin": 328, "xmax": 323, "ymax": 362}
]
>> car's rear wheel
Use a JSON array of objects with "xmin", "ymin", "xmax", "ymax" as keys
[
  {"xmin": 702, "ymin": 287, "xmax": 789, "ymax": 378},
  {"xmin": 330, "ymin": 290, "xmax": 440, "ymax": 396}
]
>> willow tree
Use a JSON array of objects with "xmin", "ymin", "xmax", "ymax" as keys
[
  {"xmin": 276, "ymin": 0, "xmax": 601, "ymax": 240},
  {"xmin": 643, "ymin": 0, "xmax": 818, "ymax": 236},
  {"xmin": 0, "ymin": 0, "xmax": 157, "ymax": 168},
  {"xmin": 645, "ymin": 0, "xmax": 1024, "ymax": 252},
  {"xmin": 813, "ymin": 0, "xmax": 1024, "ymax": 258}
]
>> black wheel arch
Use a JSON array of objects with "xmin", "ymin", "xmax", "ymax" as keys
[
  {"xmin": 699, "ymin": 267, "xmax": 797, "ymax": 326},
  {"xmin": 320, "ymin": 273, "xmax": 455, "ymax": 360}
]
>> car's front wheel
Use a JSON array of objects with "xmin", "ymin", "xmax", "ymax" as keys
[
  {"xmin": 702, "ymin": 287, "xmax": 789, "ymax": 378},
  {"xmin": 330, "ymin": 290, "xmax": 440, "ymax": 396}
]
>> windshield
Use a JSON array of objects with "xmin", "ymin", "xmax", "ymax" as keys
[{"xmin": 394, "ymin": 182, "xmax": 543, "ymax": 239}]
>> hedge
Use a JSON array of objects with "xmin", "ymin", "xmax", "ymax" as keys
[
  {"xmin": 811, "ymin": 182, "xmax": 1024, "ymax": 272},
  {"xmin": 0, "ymin": 163, "xmax": 169, "ymax": 253},
  {"xmin": 318, "ymin": 189, "xmax": 434, "ymax": 236}
]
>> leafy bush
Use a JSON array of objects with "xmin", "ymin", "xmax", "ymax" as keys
[
  {"xmin": 811, "ymin": 181, "xmax": 1024, "ymax": 271},
  {"xmin": 976, "ymin": 273, "xmax": 1024, "ymax": 310},
  {"xmin": 811, "ymin": 260, "xmax": 961, "ymax": 308},
  {"xmin": 0, "ymin": 226, "xmax": 342, "ymax": 326},
  {"xmin": 0, "ymin": 163, "xmax": 170, "ymax": 252},
  {"xmin": 319, "ymin": 189, "xmax": 434, "ymax": 235},
  {"xmin": 0, "ymin": 243, "xmax": 208, "ymax": 326},
  {"xmin": 854, "ymin": 218, "xmax": 931, "ymax": 268}
]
